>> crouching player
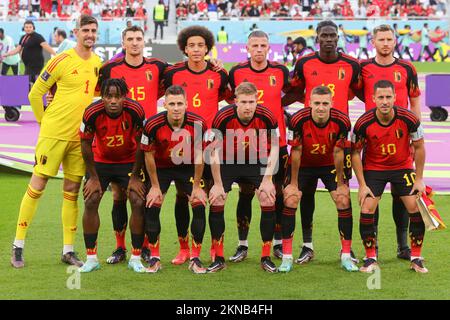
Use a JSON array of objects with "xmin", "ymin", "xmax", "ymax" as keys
[
  {"xmin": 206, "ymin": 82, "xmax": 280, "ymax": 273},
  {"xmin": 352, "ymin": 80, "xmax": 427, "ymax": 273},
  {"xmin": 79, "ymin": 78, "xmax": 148, "ymax": 273},
  {"xmin": 281, "ymin": 86, "xmax": 358, "ymax": 272},
  {"xmin": 140, "ymin": 85, "xmax": 208, "ymax": 274}
]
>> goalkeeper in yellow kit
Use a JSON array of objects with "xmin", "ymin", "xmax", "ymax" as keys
[{"xmin": 11, "ymin": 15, "xmax": 102, "ymax": 268}]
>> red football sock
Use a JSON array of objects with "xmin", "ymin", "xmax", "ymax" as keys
[
  {"xmin": 179, "ymin": 235, "xmax": 190, "ymax": 250},
  {"xmin": 282, "ymin": 238, "xmax": 293, "ymax": 255},
  {"xmin": 142, "ymin": 234, "xmax": 150, "ymax": 250},
  {"xmin": 115, "ymin": 229, "xmax": 126, "ymax": 250},
  {"xmin": 191, "ymin": 240, "xmax": 202, "ymax": 258},
  {"xmin": 262, "ymin": 241, "xmax": 272, "ymax": 257},
  {"xmin": 341, "ymin": 239, "xmax": 352, "ymax": 255},
  {"xmin": 149, "ymin": 238, "xmax": 160, "ymax": 257}
]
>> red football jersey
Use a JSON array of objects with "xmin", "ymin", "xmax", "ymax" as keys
[
  {"xmin": 360, "ymin": 58, "xmax": 421, "ymax": 111},
  {"xmin": 210, "ymin": 104, "xmax": 279, "ymax": 164},
  {"xmin": 140, "ymin": 111, "xmax": 207, "ymax": 168},
  {"xmin": 98, "ymin": 57, "xmax": 168, "ymax": 118},
  {"xmin": 79, "ymin": 98, "xmax": 145, "ymax": 164},
  {"xmin": 229, "ymin": 60, "xmax": 289, "ymax": 147},
  {"xmin": 293, "ymin": 52, "xmax": 361, "ymax": 115},
  {"xmin": 352, "ymin": 107, "xmax": 423, "ymax": 171},
  {"xmin": 162, "ymin": 61, "xmax": 229, "ymax": 128},
  {"xmin": 288, "ymin": 108, "xmax": 351, "ymax": 167}
]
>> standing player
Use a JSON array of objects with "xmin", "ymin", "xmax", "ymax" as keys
[
  {"xmin": 352, "ymin": 80, "xmax": 427, "ymax": 273},
  {"xmin": 10, "ymin": 15, "xmax": 102, "ymax": 268},
  {"xmin": 97, "ymin": 25, "xmax": 168, "ymax": 264},
  {"xmin": 78, "ymin": 78, "xmax": 147, "ymax": 273},
  {"xmin": 227, "ymin": 30, "xmax": 290, "ymax": 262},
  {"xmin": 140, "ymin": 85, "xmax": 208, "ymax": 274},
  {"xmin": 162, "ymin": 25, "xmax": 229, "ymax": 265},
  {"xmin": 358, "ymin": 24, "xmax": 422, "ymax": 260},
  {"xmin": 206, "ymin": 82, "xmax": 280, "ymax": 273},
  {"xmin": 282, "ymin": 20, "xmax": 361, "ymax": 264},
  {"xmin": 281, "ymin": 86, "xmax": 357, "ymax": 273}
]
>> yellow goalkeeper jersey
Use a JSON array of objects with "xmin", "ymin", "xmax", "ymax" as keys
[{"xmin": 29, "ymin": 48, "xmax": 102, "ymax": 141}]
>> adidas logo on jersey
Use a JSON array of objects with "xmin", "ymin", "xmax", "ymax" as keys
[
  {"xmin": 71, "ymin": 70, "xmax": 78, "ymax": 75},
  {"xmin": 311, "ymin": 71, "xmax": 318, "ymax": 76}
]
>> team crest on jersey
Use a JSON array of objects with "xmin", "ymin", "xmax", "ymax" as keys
[
  {"xmin": 269, "ymin": 76, "xmax": 277, "ymax": 86},
  {"xmin": 338, "ymin": 68, "xmax": 345, "ymax": 80},
  {"xmin": 207, "ymin": 79, "xmax": 214, "ymax": 89},
  {"xmin": 394, "ymin": 71, "xmax": 402, "ymax": 82},
  {"xmin": 145, "ymin": 70, "xmax": 153, "ymax": 81},
  {"xmin": 396, "ymin": 128, "xmax": 404, "ymax": 139}
]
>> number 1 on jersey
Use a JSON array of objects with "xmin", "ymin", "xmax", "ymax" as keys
[{"xmin": 84, "ymin": 80, "xmax": 89, "ymax": 94}]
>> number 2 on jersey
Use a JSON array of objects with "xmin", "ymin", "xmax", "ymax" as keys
[{"xmin": 257, "ymin": 90, "xmax": 264, "ymax": 104}]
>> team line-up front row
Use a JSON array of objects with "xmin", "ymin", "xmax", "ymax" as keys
[{"xmin": 10, "ymin": 15, "xmax": 428, "ymax": 275}]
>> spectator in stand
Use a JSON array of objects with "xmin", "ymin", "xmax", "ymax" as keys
[
  {"xmin": 248, "ymin": 4, "xmax": 260, "ymax": 17},
  {"xmin": 322, "ymin": 0, "xmax": 333, "ymax": 17},
  {"xmin": 81, "ymin": 2, "xmax": 93, "ymax": 15},
  {"xmin": 31, "ymin": 0, "xmax": 40, "ymax": 13},
  {"xmin": 301, "ymin": 0, "xmax": 314, "ymax": 12},
  {"xmin": 261, "ymin": 3, "xmax": 273, "ymax": 18},
  {"xmin": 62, "ymin": 0, "xmax": 71, "ymax": 13},
  {"xmin": 291, "ymin": 4, "xmax": 302, "ymax": 18},
  {"xmin": 341, "ymin": 0, "xmax": 354, "ymax": 17},
  {"xmin": 135, "ymin": 2, "xmax": 147, "ymax": 19},
  {"xmin": 278, "ymin": 3, "xmax": 290, "ymax": 17},
  {"xmin": 126, "ymin": 1, "xmax": 135, "ymax": 17},
  {"xmin": 187, "ymin": 3, "xmax": 198, "ymax": 20},
  {"xmin": 309, "ymin": 4, "xmax": 322, "ymax": 17},
  {"xmin": 51, "ymin": 0, "xmax": 58, "ymax": 13},
  {"xmin": 366, "ymin": 0, "xmax": 380, "ymax": 17},
  {"xmin": 197, "ymin": 0, "xmax": 208, "ymax": 13},
  {"xmin": 177, "ymin": 0, "xmax": 188, "ymax": 19}
]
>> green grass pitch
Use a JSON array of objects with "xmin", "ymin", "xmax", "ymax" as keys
[{"xmin": 1, "ymin": 167, "xmax": 450, "ymax": 300}]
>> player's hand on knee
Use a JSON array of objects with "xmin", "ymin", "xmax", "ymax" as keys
[
  {"xmin": 336, "ymin": 183, "xmax": 350, "ymax": 201},
  {"xmin": 358, "ymin": 185, "xmax": 375, "ymax": 207},
  {"xmin": 209, "ymin": 184, "xmax": 226, "ymax": 205},
  {"xmin": 127, "ymin": 175, "xmax": 146, "ymax": 200},
  {"xmin": 410, "ymin": 178, "xmax": 425, "ymax": 197},
  {"xmin": 257, "ymin": 178, "xmax": 276, "ymax": 204},
  {"xmin": 283, "ymin": 183, "xmax": 302, "ymax": 206},
  {"xmin": 189, "ymin": 186, "xmax": 207, "ymax": 206},
  {"xmin": 83, "ymin": 177, "xmax": 102, "ymax": 200},
  {"xmin": 146, "ymin": 187, "xmax": 163, "ymax": 208}
]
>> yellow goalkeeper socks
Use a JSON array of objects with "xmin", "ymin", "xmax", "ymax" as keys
[
  {"xmin": 14, "ymin": 185, "xmax": 43, "ymax": 246},
  {"xmin": 62, "ymin": 191, "xmax": 79, "ymax": 253}
]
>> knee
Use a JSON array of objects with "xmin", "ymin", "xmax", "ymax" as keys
[
  {"xmin": 336, "ymin": 195, "xmax": 351, "ymax": 209},
  {"xmin": 84, "ymin": 192, "xmax": 101, "ymax": 211},
  {"xmin": 258, "ymin": 192, "xmax": 275, "ymax": 207},
  {"xmin": 129, "ymin": 190, "xmax": 144, "ymax": 211},
  {"xmin": 284, "ymin": 195, "xmax": 299, "ymax": 209}
]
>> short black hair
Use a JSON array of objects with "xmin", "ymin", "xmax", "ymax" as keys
[
  {"xmin": 101, "ymin": 78, "xmax": 129, "ymax": 97},
  {"xmin": 24, "ymin": 20, "xmax": 35, "ymax": 30},
  {"xmin": 293, "ymin": 36, "xmax": 306, "ymax": 47},
  {"xmin": 0, "ymin": 28, "xmax": 4, "ymax": 34},
  {"xmin": 316, "ymin": 20, "xmax": 338, "ymax": 34},
  {"xmin": 55, "ymin": 29, "xmax": 67, "ymax": 39},
  {"xmin": 373, "ymin": 80, "xmax": 395, "ymax": 93},
  {"xmin": 177, "ymin": 25, "xmax": 215, "ymax": 55}
]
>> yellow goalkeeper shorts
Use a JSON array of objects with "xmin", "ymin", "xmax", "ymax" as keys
[{"xmin": 33, "ymin": 137, "xmax": 85, "ymax": 178}]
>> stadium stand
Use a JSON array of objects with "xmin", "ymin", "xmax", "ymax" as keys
[
  {"xmin": 175, "ymin": 0, "xmax": 448, "ymax": 20},
  {"xmin": 2, "ymin": 0, "xmax": 148, "ymax": 20}
]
